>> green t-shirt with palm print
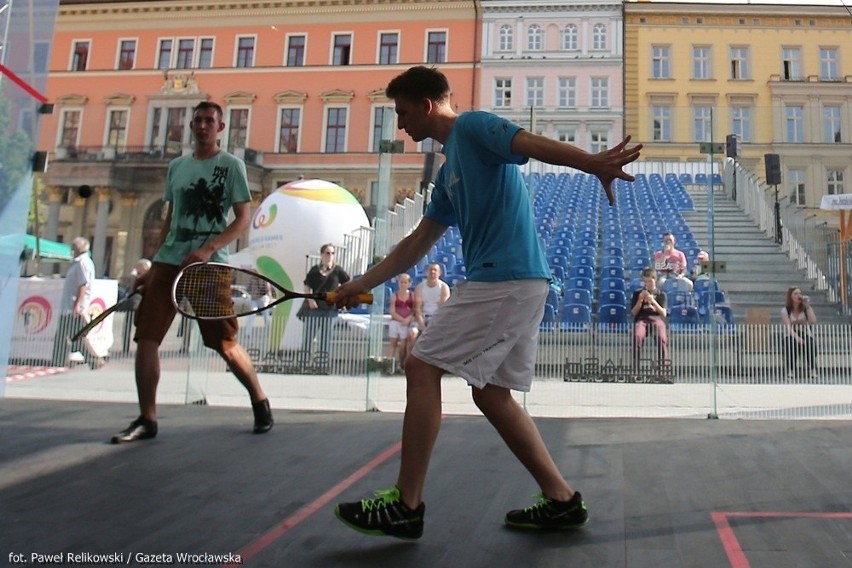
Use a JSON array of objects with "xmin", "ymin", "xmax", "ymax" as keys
[{"xmin": 154, "ymin": 150, "xmax": 250, "ymax": 266}]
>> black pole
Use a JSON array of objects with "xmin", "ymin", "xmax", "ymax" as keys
[{"xmin": 774, "ymin": 184, "xmax": 782, "ymax": 245}]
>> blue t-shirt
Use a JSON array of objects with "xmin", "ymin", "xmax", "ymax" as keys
[{"xmin": 424, "ymin": 111, "xmax": 550, "ymax": 282}]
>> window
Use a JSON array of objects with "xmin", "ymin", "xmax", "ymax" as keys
[
  {"xmin": 158, "ymin": 39, "xmax": 173, "ymax": 70},
  {"xmin": 592, "ymin": 24, "xmax": 607, "ymax": 50},
  {"xmin": 556, "ymin": 129, "xmax": 576, "ymax": 144},
  {"xmin": 558, "ymin": 77, "xmax": 576, "ymax": 108},
  {"xmin": 494, "ymin": 78, "xmax": 512, "ymax": 108},
  {"xmin": 692, "ymin": 46, "xmax": 712, "ymax": 79},
  {"xmin": 652, "ymin": 46, "xmax": 670, "ymax": 79},
  {"xmin": 590, "ymin": 130, "xmax": 608, "ymax": 153},
  {"xmin": 278, "ymin": 108, "xmax": 300, "ymax": 153},
  {"xmin": 227, "ymin": 108, "xmax": 249, "ymax": 154},
  {"xmin": 824, "ymin": 106, "xmax": 842, "ymax": 143},
  {"xmin": 827, "ymin": 170, "xmax": 844, "ymax": 195},
  {"xmin": 59, "ymin": 109, "xmax": 81, "ymax": 148},
  {"xmin": 652, "ymin": 106, "xmax": 672, "ymax": 141},
  {"xmin": 590, "ymin": 77, "xmax": 608, "ymax": 108},
  {"xmin": 372, "ymin": 106, "xmax": 393, "ymax": 152},
  {"xmin": 71, "ymin": 41, "xmax": 89, "ymax": 71},
  {"xmin": 788, "ymin": 169, "xmax": 806, "ymax": 205},
  {"xmin": 782, "ymin": 47, "xmax": 802, "ymax": 80},
  {"xmin": 731, "ymin": 106, "xmax": 752, "ymax": 143},
  {"xmin": 820, "ymin": 48, "xmax": 839, "ymax": 80},
  {"xmin": 149, "ymin": 106, "xmax": 189, "ymax": 154},
  {"xmin": 198, "ymin": 38, "xmax": 214, "ymax": 68},
  {"xmin": 499, "ymin": 25, "xmax": 513, "ymax": 52},
  {"xmin": 165, "ymin": 107, "xmax": 187, "ymax": 153},
  {"xmin": 176, "ymin": 39, "xmax": 195, "ymax": 69},
  {"xmin": 325, "ymin": 107, "xmax": 347, "ymax": 152},
  {"xmin": 286, "ymin": 35, "xmax": 306, "ymax": 67},
  {"xmin": 527, "ymin": 25, "xmax": 543, "ymax": 51},
  {"xmin": 378, "ymin": 33, "xmax": 398, "ymax": 65},
  {"xmin": 426, "ymin": 31, "xmax": 446, "ymax": 64},
  {"xmin": 693, "ymin": 105, "xmax": 713, "ymax": 142},
  {"xmin": 562, "ymin": 25, "xmax": 578, "ymax": 51},
  {"xmin": 730, "ymin": 46, "xmax": 749, "ymax": 79},
  {"xmin": 526, "ymin": 77, "xmax": 544, "ymax": 108},
  {"xmin": 785, "ymin": 105, "xmax": 804, "ymax": 142},
  {"xmin": 118, "ymin": 40, "xmax": 136, "ymax": 70},
  {"xmin": 106, "ymin": 109, "xmax": 128, "ymax": 148},
  {"xmin": 236, "ymin": 36, "xmax": 255, "ymax": 68},
  {"xmin": 332, "ymin": 34, "xmax": 352, "ymax": 66}
]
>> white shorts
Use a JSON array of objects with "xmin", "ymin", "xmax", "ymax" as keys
[
  {"xmin": 388, "ymin": 319, "xmax": 418, "ymax": 340},
  {"xmin": 411, "ymin": 279, "xmax": 548, "ymax": 392}
]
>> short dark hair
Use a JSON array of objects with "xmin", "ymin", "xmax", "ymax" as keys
[
  {"xmin": 386, "ymin": 66, "xmax": 450, "ymax": 104},
  {"xmin": 193, "ymin": 101, "xmax": 224, "ymax": 121},
  {"xmin": 642, "ymin": 267, "xmax": 657, "ymax": 279}
]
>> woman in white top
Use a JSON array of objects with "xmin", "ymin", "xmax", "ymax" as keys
[{"xmin": 780, "ymin": 286, "xmax": 818, "ymax": 380}]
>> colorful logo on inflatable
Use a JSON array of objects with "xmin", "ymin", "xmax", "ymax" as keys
[
  {"xmin": 18, "ymin": 296, "xmax": 52, "ymax": 334},
  {"xmin": 252, "ymin": 203, "xmax": 277, "ymax": 230}
]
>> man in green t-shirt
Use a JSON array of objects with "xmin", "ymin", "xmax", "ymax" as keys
[{"xmin": 111, "ymin": 101, "xmax": 273, "ymax": 443}]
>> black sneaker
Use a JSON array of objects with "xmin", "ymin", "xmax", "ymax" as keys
[
  {"xmin": 252, "ymin": 399, "xmax": 273, "ymax": 434},
  {"xmin": 335, "ymin": 486, "xmax": 425, "ymax": 540},
  {"xmin": 505, "ymin": 491, "xmax": 589, "ymax": 531},
  {"xmin": 111, "ymin": 417, "xmax": 158, "ymax": 444}
]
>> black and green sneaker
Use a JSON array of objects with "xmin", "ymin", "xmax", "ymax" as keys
[
  {"xmin": 505, "ymin": 491, "xmax": 589, "ymax": 531},
  {"xmin": 335, "ymin": 486, "xmax": 425, "ymax": 540}
]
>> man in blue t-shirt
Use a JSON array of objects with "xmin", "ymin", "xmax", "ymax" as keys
[{"xmin": 332, "ymin": 66, "xmax": 641, "ymax": 539}]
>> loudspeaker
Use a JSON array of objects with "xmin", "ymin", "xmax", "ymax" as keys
[
  {"xmin": 421, "ymin": 152, "xmax": 439, "ymax": 190},
  {"xmin": 764, "ymin": 154, "xmax": 781, "ymax": 185},
  {"xmin": 77, "ymin": 184, "xmax": 93, "ymax": 199},
  {"xmin": 32, "ymin": 151, "xmax": 49, "ymax": 172},
  {"xmin": 726, "ymin": 134, "xmax": 739, "ymax": 159}
]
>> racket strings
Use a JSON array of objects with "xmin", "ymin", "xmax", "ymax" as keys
[{"xmin": 176, "ymin": 265, "xmax": 235, "ymax": 318}]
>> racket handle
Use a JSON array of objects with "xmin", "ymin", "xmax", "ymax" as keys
[{"xmin": 324, "ymin": 291, "xmax": 374, "ymax": 305}]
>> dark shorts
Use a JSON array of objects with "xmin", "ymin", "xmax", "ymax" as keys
[{"xmin": 134, "ymin": 262, "xmax": 238, "ymax": 351}]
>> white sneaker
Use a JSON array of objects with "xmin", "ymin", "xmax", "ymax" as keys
[{"xmin": 69, "ymin": 351, "xmax": 85, "ymax": 364}]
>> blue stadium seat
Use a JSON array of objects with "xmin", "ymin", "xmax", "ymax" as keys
[
  {"xmin": 599, "ymin": 289, "xmax": 627, "ymax": 308},
  {"xmin": 560, "ymin": 304, "xmax": 591, "ymax": 331},
  {"xmin": 570, "ymin": 265, "xmax": 594, "ymax": 280},
  {"xmin": 565, "ymin": 288, "xmax": 592, "ymax": 307},
  {"xmin": 669, "ymin": 306, "xmax": 701, "ymax": 330},
  {"xmin": 600, "ymin": 277, "xmax": 626, "ymax": 292},
  {"xmin": 598, "ymin": 304, "xmax": 629, "ymax": 331},
  {"xmin": 602, "ymin": 265, "xmax": 625, "ymax": 280},
  {"xmin": 566, "ymin": 276, "xmax": 593, "ymax": 293},
  {"xmin": 540, "ymin": 304, "xmax": 557, "ymax": 331}
]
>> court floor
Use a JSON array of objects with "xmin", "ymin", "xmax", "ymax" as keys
[{"xmin": 1, "ymin": 398, "xmax": 850, "ymax": 567}]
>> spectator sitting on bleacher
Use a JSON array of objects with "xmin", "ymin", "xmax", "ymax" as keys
[
  {"xmin": 653, "ymin": 232, "xmax": 692, "ymax": 291},
  {"xmin": 690, "ymin": 250, "xmax": 710, "ymax": 281},
  {"xmin": 630, "ymin": 267, "xmax": 669, "ymax": 372}
]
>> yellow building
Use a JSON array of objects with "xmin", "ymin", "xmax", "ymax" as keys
[{"xmin": 625, "ymin": 1, "xmax": 851, "ymax": 209}]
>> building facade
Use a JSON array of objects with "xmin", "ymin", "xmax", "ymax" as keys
[
  {"xmin": 38, "ymin": 0, "xmax": 478, "ymax": 277},
  {"xmin": 480, "ymin": 0, "xmax": 624, "ymax": 152},
  {"xmin": 624, "ymin": 1, "xmax": 851, "ymax": 209}
]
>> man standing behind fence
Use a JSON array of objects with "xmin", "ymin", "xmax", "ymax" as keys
[{"xmin": 51, "ymin": 237, "xmax": 104, "ymax": 370}]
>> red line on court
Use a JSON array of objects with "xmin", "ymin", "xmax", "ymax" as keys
[
  {"xmin": 5, "ymin": 365, "xmax": 68, "ymax": 384},
  {"xmin": 712, "ymin": 511, "xmax": 852, "ymax": 568},
  {"xmin": 224, "ymin": 440, "xmax": 402, "ymax": 567}
]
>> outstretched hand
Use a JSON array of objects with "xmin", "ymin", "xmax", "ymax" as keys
[{"xmin": 592, "ymin": 136, "xmax": 643, "ymax": 205}]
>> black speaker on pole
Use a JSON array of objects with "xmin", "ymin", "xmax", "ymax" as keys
[
  {"xmin": 420, "ymin": 152, "xmax": 439, "ymax": 191},
  {"xmin": 726, "ymin": 134, "xmax": 739, "ymax": 159},
  {"xmin": 764, "ymin": 153, "xmax": 782, "ymax": 186}
]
